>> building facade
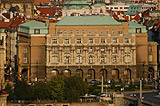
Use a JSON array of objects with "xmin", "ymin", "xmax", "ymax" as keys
[
  {"xmin": 17, "ymin": 16, "xmax": 157, "ymax": 82},
  {"xmin": 46, "ymin": 16, "xmax": 157, "ymax": 82}
]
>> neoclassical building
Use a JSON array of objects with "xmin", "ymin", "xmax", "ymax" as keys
[
  {"xmin": 17, "ymin": 16, "xmax": 157, "ymax": 82},
  {"xmin": 46, "ymin": 16, "xmax": 157, "ymax": 82}
]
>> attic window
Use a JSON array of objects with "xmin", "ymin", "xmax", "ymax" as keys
[
  {"xmin": 136, "ymin": 28, "xmax": 141, "ymax": 33},
  {"xmin": 34, "ymin": 29, "xmax": 40, "ymax": 34}
]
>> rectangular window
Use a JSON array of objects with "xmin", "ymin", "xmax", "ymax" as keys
[
  {"xmin": 113, "ymin": 38, "xmax": 118, "ymax": 43},
  {"xmin": 65, "ymin": 56, "xmax": 70, "ymax": 64},
  {"xmin": 101, "ymin": 38, "xmax": 105, "ymax": 43},
  {"xmin": 100, "ymin": 56, "xmax": 105, "ymax": 64},
  {"xmin": 113, "ymin": 47, "xmax": 118, "ymax": 53},
  {"xmin": 77, "ymin": 38, "xmax": 81, "ymax": 44},
  {"xmin": 100, "ymin": 30, "xmax": 103, "ymax": 34},
  {"xmin": 52, "ymin": 56, "xmax": 58, "ymax": 64},
  {"xmin": 112, "ymin": 30, "xmax": 115, "ymax": 34},
  {"xmin": 52, "ymin": 39, "xmax": 57, "ymax": 44},
  {"xmin": 118, "ymin": 30, "xmax": 122, "ymax": 34},
  {"xmin": 58, "ymin": 30, "xmax": 62, "ymax": 34},
  {"xmin": 89, "ymin": 38, "xmax": 93, "ymax": 43},
  {"xmin": 112, "ymin": 55, "xmax": 118, "ymax": 63},
  {"xmin": 136, "ymin": 28, "xmax": 141, "ymax": 33},
  {"xmin": 34, "ymin": 29, "xmax": 40, "ymax": 34},
  {"xmin": 89, "ymin": 47, "xmax": 94, "ymax": 53},
  {"xmin": 95, "ymin": 30, "xmax": 97, "ymax": 34},
  {"xmin": 124, "ymin": 7, "xmax": 128, "ymax": 9},
  {"xmin": 71, "ymin": 30, "xmax": 73, "ymax": 34},
  {"xmin": 106, "ymin": 30, "xmax": 109, "ymax": 34},
  {"xmin": 88, "ymin": 29, "xmax": 91, "ymax": 34},
  {"xmin": 120, "ymin": 7, "xmax": 123, "ymax": 9},
  {"xmin": 77, "ymin": 48, "xmax": 82, "ymax": 54},
  {"xmin": 52, "ymin": 47, "xmax": 58, "ymax": 54},
  {"xmin": 76, "ymin": 56, "xmax": 82, "ymax": 64},
  {"xmin": 149, "ymin": 55, "xmax": 152, "ymax": 62},
  {"xmin": 149, "ymin": 46, "xmax": 152, "ymax": 54},
  {"xmin": 114, "ymin": 7, "xmax": 118, "ymax": 9},
  {"xmin": 64, "ymin": 39, "xmax": 70, "ymax": 44},
  {"xmin": 82, "ymin": 30, "xmax": 85, "ymax": 34},
  {"xmin": 125, "ymin": 38, "xmax": 129, "ymax": 43},
  {"xmin": 89, "ymin": 56, "xmax": 94, "ymax": 64},
  {"xmin": 23, "ymin": 57, "xmax": 27, "ymax": 63},
  {"xmin": 23, "ymin": 47, "xmax": 27, "ymax": 53},
  {"xmin": 101, "ymin": 47, "xmax": 105, "ymax": 53},
  {"xmin": 64, "ymin": 30, "xmax": 67, "ymax": 34},
  {"xmin": 76, "ymin": 30, "xmax": 79, "ymax": 34}
]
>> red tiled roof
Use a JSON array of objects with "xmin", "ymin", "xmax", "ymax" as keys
[
  {"xmin": 155, "ymin": 20, "xmax": 160, "ymax": 31},
  {"xmin": 0, "ymin": 21, "xmax": 13, "ymax": 28},
  {"xmin": 34, "ymin": 0, "xmax": 50, "ymax": 4},
  {"xmin": 2, "ymin": 13, "xmax": 10, "ymax": 19},
  {"xmin": 37, "ymin": 7, "xmax": 62, "ymax": 17},
  {"xmin": 133, "ymin": 12, "xmax": 141, "ymax": 21}
]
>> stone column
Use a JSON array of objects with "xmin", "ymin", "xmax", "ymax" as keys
[{"xmin": 0, "ymin": 92, "xmax": 9, "ymax": 106}]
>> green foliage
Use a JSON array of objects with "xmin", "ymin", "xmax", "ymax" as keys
[
  {"xmin": 14, "ymin": 80, "xmax": 32, "ymax": 100},
  {"xmin": 88, "ymin": 84, "xmax": 100, "ymax": 96},
  {"xmin": 64, "ymin": 76, "xmax": 88, "ymax": 103},
  {"xmin": 32, "ymin": 81, "xmax": 50, "ymax": 100},
  {"xmin": 48, "ymin": 76, "xmax": 65, "ymax": 101},
  {"xmin": 5, "ymin": 83, "xmax": 14, "ymax": 100}
]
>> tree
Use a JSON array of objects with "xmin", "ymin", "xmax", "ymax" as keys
[
  {"xmin": 5, "ymin": 83, "xmax": 14, "ymax": 100},
  {"xmin": 88, "ymin": 84, "xmax": 101, "ymax": 96},
  {"xmin": 48, "ymin": 76, "xmax": 65, "ymax": 101},
  {"xmin": 32, "ymin": 81, "xmax": 49, "ymax": 100},
  {"xmin": 64, "ymin": 76, "xmax": 88, "ymax": 102},
  {"xmin": 14, "ymin": 81, "xmax": 31, "ymax": 100}
]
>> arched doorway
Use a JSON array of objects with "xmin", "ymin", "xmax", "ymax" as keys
[
  {"xmin": 148, "ymin": 67, "xmax": 154, "ymax": 80},
  {"xmin": 51, "ymin": 69, "xmax": 59, "ymax": 76},
  {"xmin": 76, "ymin": 69, "xmax": 83, "ymax": 79},
  {"xmin": 21, "ymin": 69, "xmax": 28, "ymax": 81},
  {"xmin": 100, "ymin": 69, "xmax": 107, "ymax": 81},
  {"xmin": 124, "ymin": 68, "xmax": 131, "ymax": 80},
  {"xmin": 112, "ymin": 69, "xmax": 119, "ymax": 80},
  {"xmin": 88, "ymin": 69, "xmax": 95, "ymax": 80},
  {"xmin": 63, "ymin": 69, "xmax": 71, "ymax": 77}
]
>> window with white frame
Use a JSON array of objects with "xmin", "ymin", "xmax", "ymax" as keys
[
  {"xmin": 52, "ymin": 47, "xmax": 58, "ymax": 54},
  {"xmin": 23, "ymin": 55, "xmax": 27, "ymax": 63},
  {"xmin": 89, "ymin": 38, "xmax": 93, "ymax": 43},
  {"xmin": 136, "ymin": 28, "xmax": 141, "ymax": 33},
  {"xmin": 101, "ymin": 38, "xmax": 105, "ymax": 43},
  {"xmin": 95, "ymin": 30, "xmax": 97, "ymax": 34},
  {"xmin": 71, "ymin": 30, "xmax": 73, "ymax": 34},
  {"xmin": 149, "ymin": 55, "xmax": 152, "ymax": 62},
  {"xmin": 64, "ymin": 30, "xmax": 67, "ymax": 34},
  {"xmin": 113, "ymin": 47, "xmax": 118, "ymax": 53},
  {"xmin": 124, "ymin": 55, "xmax": 130, "ymax": 63},
  {"xmin": 106, "ymin": 30, "xmax": 109, "ymax": 34},
  {"xmin": 76, "ymin": 30, "xmax": 79, "ymax": 34},
  {"xmin": 82, "ymin": 30, "xmax": 85, "ymax": 34},
  {"xmin": 77, "ymin": 38, "xmax": 81, "ymax": 44},
  {"xmin": 125, "ymin": 38, "xmax": 129, "ymax": 43},
  {"xmin": 64, "ymin": 56, "xmax": 70, "ymax": 64},
  {"xmin": 52, "ymin": 39, "xmax": 57, "ymax": 44},
  {"xmin": 118, "ymin": 30, "xmax": 122, "ymax": 34},
  {"xmin": 100, "ymin": 56, "xmax": 105, "ymax": 64},
  {"xmin": 149, "ymin": 46, "xmax": 152, "ymax": 54},
  {"xmin": 64, "ymin": 39, "xmax": 70, "ymax": 44},
  {"xmin": 58, "ymin": 30, "xmax": 62, "ymax": 34},
  {"xmin": 52, "ymin": 56, "xmax": 58, "ymax": 64},
  {"xmin": 23, "ymin": 47, "xmax": 27, "ymax": 53},
  {"xmin": 112, "ymin": 38, "xmax": 118, "ymax": 43},
  {"xmin": 34, "ymin": 29, "xmax": 40, "ymax": 34},
  {"xmin": 101, "ymin": 47, "xmax": 105, "ymax": 53},
  {"xmin": 89, "ymin": 47, "xmax": 94, "ymax": 53},
  {"xmin": 77, "ymin": 48, "xmax": 82, "ymax": 54},
  {"xmin": 76, "ymin": 56, "xmax": 82, "ymax": 64},
  {"xmin": 89, "ymin": 56, "xmax": 94, "ymax": 64},
  {"xmin": 100, "ymin": 30, "xmax": 103, "ymax": 34},
  {"xmin": 88, "ymin": 29, "xmax": 91, "ymax": 34},
  {"xmin": 64, "ymin": 47, "xmax": 70, "ymax": 53},
  {"xmin": 112, "ymin": 30, "xmax": 115, "ymax": 34}
]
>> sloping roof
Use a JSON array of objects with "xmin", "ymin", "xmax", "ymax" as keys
[
  {"xmin": 0, "ymin": 21, "xmax": 13, "ymax": 29},
  {"xmin": 64, "ymin": 0, "xmax": 88, "ymax": 5},
  {"xmin": 2, "ymin": 0, "xmax": 34, "ymax": 3},
  {"xmin": 19, "ymin": 20, "xmax": 47, "ymax": 28},
  {"xmin": 56, "ymin": 16, "xmax": 122, "ymax": 26},
  {"xmin": 128, "ymin": 21, "xmax": 145, "ymax": 27},
  {"xmin": 92, "ymin": 2, "xmax": 106, "ymax": 7},
  {"xmin": 34, "ymin": 0, "xmax": 50, "ymax": 4}
]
